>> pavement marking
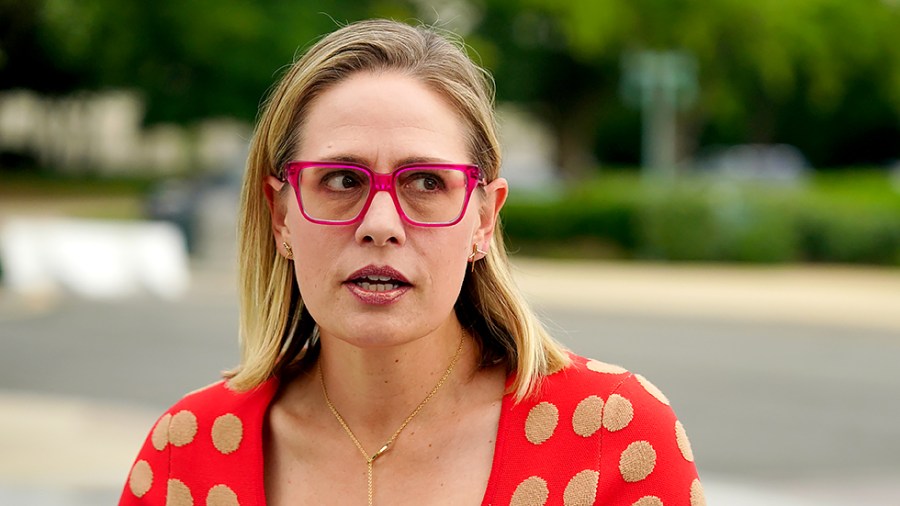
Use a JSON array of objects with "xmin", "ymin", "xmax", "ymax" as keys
[{"xmin": 511, "ymin": 258, "xmax": 900, "ymax": 332}]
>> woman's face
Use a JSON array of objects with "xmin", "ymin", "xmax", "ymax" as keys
[{"xmin": 266, "ymin": 71, "xmax": 507, "ymax": 349}]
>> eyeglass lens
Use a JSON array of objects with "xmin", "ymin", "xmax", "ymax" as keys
[{"xmin": 298, "ymin": 166, "xmax": 470, "ymax": 224}]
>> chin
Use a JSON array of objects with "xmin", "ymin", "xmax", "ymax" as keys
[{"xmin": 326, "ymin": 317, "xmax": 445, "ymax": 350}]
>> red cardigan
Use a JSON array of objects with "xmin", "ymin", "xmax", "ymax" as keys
[{"xmin": 120, "ymin": 355, "xmax": 704, "ymax": 505}]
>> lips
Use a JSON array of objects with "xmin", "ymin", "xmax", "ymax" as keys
[{"xmin": 345, "ymin": 265, "xmax": 411, "ymax": 302}]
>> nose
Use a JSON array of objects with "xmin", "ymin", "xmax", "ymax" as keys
[{"xmin": 354, "ymin": 190, "xmax": 406, "ymax": 246}]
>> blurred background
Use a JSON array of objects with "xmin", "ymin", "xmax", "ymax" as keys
[{"xmin": 1, "ymin": 0, "xmax": 898, "ymax": 504}]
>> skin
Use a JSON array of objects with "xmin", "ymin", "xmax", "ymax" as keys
[{"xmin": 263, "ymin": 71, "xmax": 509, "ymax": 505}]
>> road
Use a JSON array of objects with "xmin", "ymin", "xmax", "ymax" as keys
[{"xmin": 1, "ymin": 259, "xmax": 899, "ymax": 505}]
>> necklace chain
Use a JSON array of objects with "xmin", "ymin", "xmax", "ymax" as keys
[{"xmin": 319, "ymin": 332, "xmax": 465, "ymax": 506}]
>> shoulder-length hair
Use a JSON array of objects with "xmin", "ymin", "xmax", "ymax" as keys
[{"xmin": 227, "ymin": 19, "xmax": 569, "ymax": 400}]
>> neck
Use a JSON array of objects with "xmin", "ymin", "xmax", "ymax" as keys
[{"xmin": 316, "ymin": 319, "xmax": 474, "ymax": 443}]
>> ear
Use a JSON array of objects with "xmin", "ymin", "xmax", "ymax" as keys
[
  {"xmin": 264, "ymin": 175, "xmax": 291, "ymax": 247},
  {"xmin": 473, "ymin": 177, "xmax": 508, "ymax": 255}
]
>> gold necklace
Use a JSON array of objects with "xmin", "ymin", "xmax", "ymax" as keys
[{"xmin": 319, "ymin": 333, "xmax": 465, "ymax": 506}]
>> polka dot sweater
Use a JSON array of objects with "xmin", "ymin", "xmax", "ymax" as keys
[{"xmin": 120, "ymin": 355, "xmax": 704, "ymax": 505}]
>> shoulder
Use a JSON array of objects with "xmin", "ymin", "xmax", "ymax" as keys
[
  {"xmin": 164, "ymin": 378, "xmax": 279, "ymax": 456},
  {"xmin": 490, "ymin": 355, "xmax": 704, "ymax": 506},
  {"xmin": 536, "ymin": 355, "xmax": 678, "ymax": 420},
  {"xmin": 166, "ymin": 378, "xmax": 278, "ymax": 423},
  {"xmin": 150, "ymin": 379, "xmax": 277, "ymax": 452},
  {"xmin": 119, "ymin": 378, "xmax": 278, "ymax": 505},
  {"xmin": 511, "ymin": 354, "xmax": 679, "ymax": 444},
  {"xmin": 538, "ymin": 354, "xmax": 635, "ymax": 400}
]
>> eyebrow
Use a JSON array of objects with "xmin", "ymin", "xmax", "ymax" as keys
[{"xmin": 321, "ymin": 154, "xmax": 457, "ymax": 167}]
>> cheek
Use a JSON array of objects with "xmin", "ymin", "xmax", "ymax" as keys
[
  {"xmin": 288, "ymin": 218, "xmax": 341, "ymax": 287},
  {"xmin": 426, "ymin": 227, "xmax": 474, "ymax": 291}
]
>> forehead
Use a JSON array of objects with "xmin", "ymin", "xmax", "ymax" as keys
[{"xmin": 296, "ymin": 72, "xmax": 470, "ymax": 166}]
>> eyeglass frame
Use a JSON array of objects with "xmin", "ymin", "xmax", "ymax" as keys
[{"xmin": 280, "ymin": 161, "xmax": 487, "ymax": 227}]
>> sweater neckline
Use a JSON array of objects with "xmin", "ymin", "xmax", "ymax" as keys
[{"xmin": 249, "ymin": 372, "xmax": 514, "ymax": 505}]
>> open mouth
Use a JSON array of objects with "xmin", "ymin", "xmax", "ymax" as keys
[
  {"xmin": 345, "ymin": 266, "xmax": 412, "ymax": 296},
  {"xmin": 351, "ymin": 274, "xmax": 408, "ymax": 292}
]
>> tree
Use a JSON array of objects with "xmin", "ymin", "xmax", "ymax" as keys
[
  {"xmin": 476, "ymin": 0, "xmax": 900, "ymax": 169},
  {"xmin": 1, "ymin": 0, "xmax": 419, "ymax": 123}
]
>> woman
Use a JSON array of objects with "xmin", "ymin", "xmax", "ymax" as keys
[{"xmin": 120, "ymin": 19, "xmax": 703, "ymax": 506}]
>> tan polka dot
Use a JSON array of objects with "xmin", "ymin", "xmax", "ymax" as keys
[
  {"xmin": 675, "ymin": 420, "xmax": 694, "ymax": 462},
  {"xmin": 168, "ymin": 410, "xmax": 198, "ymax": 447},
  {"xmin": 525, "ymin": 402, "xmax": 559, "ymax": 445},
  {"xmin": 690, "ymin": 479, "xmax": 706, "ymax": 506},
  {"xmin": 151, "ymin": 413, "xmax": 172, "ymax": 451},
  {"xmin": 563, "ymin": 469, "xmax": 599, "ymax": 506},
  {"xmin": 167, "ymin": 479, "xmax": 193, "ymax": 506},
  {"xmin": 602, "ymin": 394, "xmax": 634, "ymax": 432},
  {"xmin": 586, "ymin": 359, "xmax": 628, "ymax": 374},
  {"xmin": 635, "ymin": 374, "xmax": 670, "ymax": 406},
  {"xmin": 212, "ymin": 414, "xmax": 243, "ymax": 455},
  {"xmin": 510, "ymin": 476, "xmax": 549, "ymax": 506},
  {"xmin": 619, "ymin": 440, "xmax": 657, "ymax": 482},
  {"xmin": 572, "ymin": 396, "xmax": 604, "ymax": 437},
  {"xmin": 633, "ymin": 496, "xmax": 663, "ymax": 506},
  {"xmin": 206, "ymin": 484, "xmax": 239, "ymax": 506},
  {"xmin": 128, "ymin": 460, "xmax": 153, "ymax": 498}
]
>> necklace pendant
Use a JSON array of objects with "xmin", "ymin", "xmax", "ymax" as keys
[{"xmin": 371, "ymin": 442, "xmax": 391, "ymax": 461}]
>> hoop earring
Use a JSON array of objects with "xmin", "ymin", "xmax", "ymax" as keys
[
  {"xmin": 282, "ymin": 241, "xmax": 293, "ymax": 260},
  {"xmin": 467, "ymin": 243, "xmax": 486, "ymax": 272}
]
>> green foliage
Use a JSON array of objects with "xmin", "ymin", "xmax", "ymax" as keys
[
  {"xmin": 0, "ymin": 169, "xmax": 156, "ymax": 197},
  {"xmin": 2, "ymin": 0, "xmax": 418, "ymax": 122},
  {"xmin": 501, "ymin": 171, "xmax": 900, "ymax": 265},
  {"xmin": 478, "ymin": 0, "xmax": 900, "ymax": 167},
  {"xmin": 637, "ymin": 184, "xmax": 722, "ymax": 261},
  {"xmin": 502, "ymin": 177, "xmax": 639, "ymax": 250},
  {"xmin": 794, "ymin": 177, "xmax": 900, "ymax": 264},
  {"xmin": 520, "ymin": 0, "xmax": 900, "ymax": 115}
]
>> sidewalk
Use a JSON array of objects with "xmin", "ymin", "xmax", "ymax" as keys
[
  {"xmin": 0, "ymin": 391, "xmax": 153, "ymax": 505},
  {"xmin": 512, "ymin": 258, "xmax": 900, "ymax": 332}
]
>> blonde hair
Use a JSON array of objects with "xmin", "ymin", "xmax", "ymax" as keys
[{"xmin": 229, "ymin": 19, "xmax": 569, "ymax": 400}]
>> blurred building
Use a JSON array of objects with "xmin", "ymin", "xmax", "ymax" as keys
[{"xmin": 0, "ymin": 89, "xmax": 250, "ymax": 176}]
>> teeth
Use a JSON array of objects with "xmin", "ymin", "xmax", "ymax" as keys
[
  {"xmin": 357, "ymin": 281, "xmax": 400, "ymax": 292},
  {"xmin": 365, "ymin": 275, "xmax": 393, "ymax": 282}
]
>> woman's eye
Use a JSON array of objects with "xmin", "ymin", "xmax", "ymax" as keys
[
  {"xmin": 322, "ymin": 171, "xmax": 363, "ymax": 190},
  {"xmin": 407, "ymin": 172, "xmax": 445, "ymax": 191}
]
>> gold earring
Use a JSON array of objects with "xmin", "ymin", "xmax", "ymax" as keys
[
  {"xmin": 467, "ymin": 243, "xmax": 487, "ymax": 272},
  {"xmin": 282, "ymin": 241, "xmax": 293, "ymax": 260}
]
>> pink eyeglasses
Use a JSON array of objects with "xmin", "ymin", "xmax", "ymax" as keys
[{"xmin": 282, "ymin": 161, "xmax": 486, "ymax": 227}]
